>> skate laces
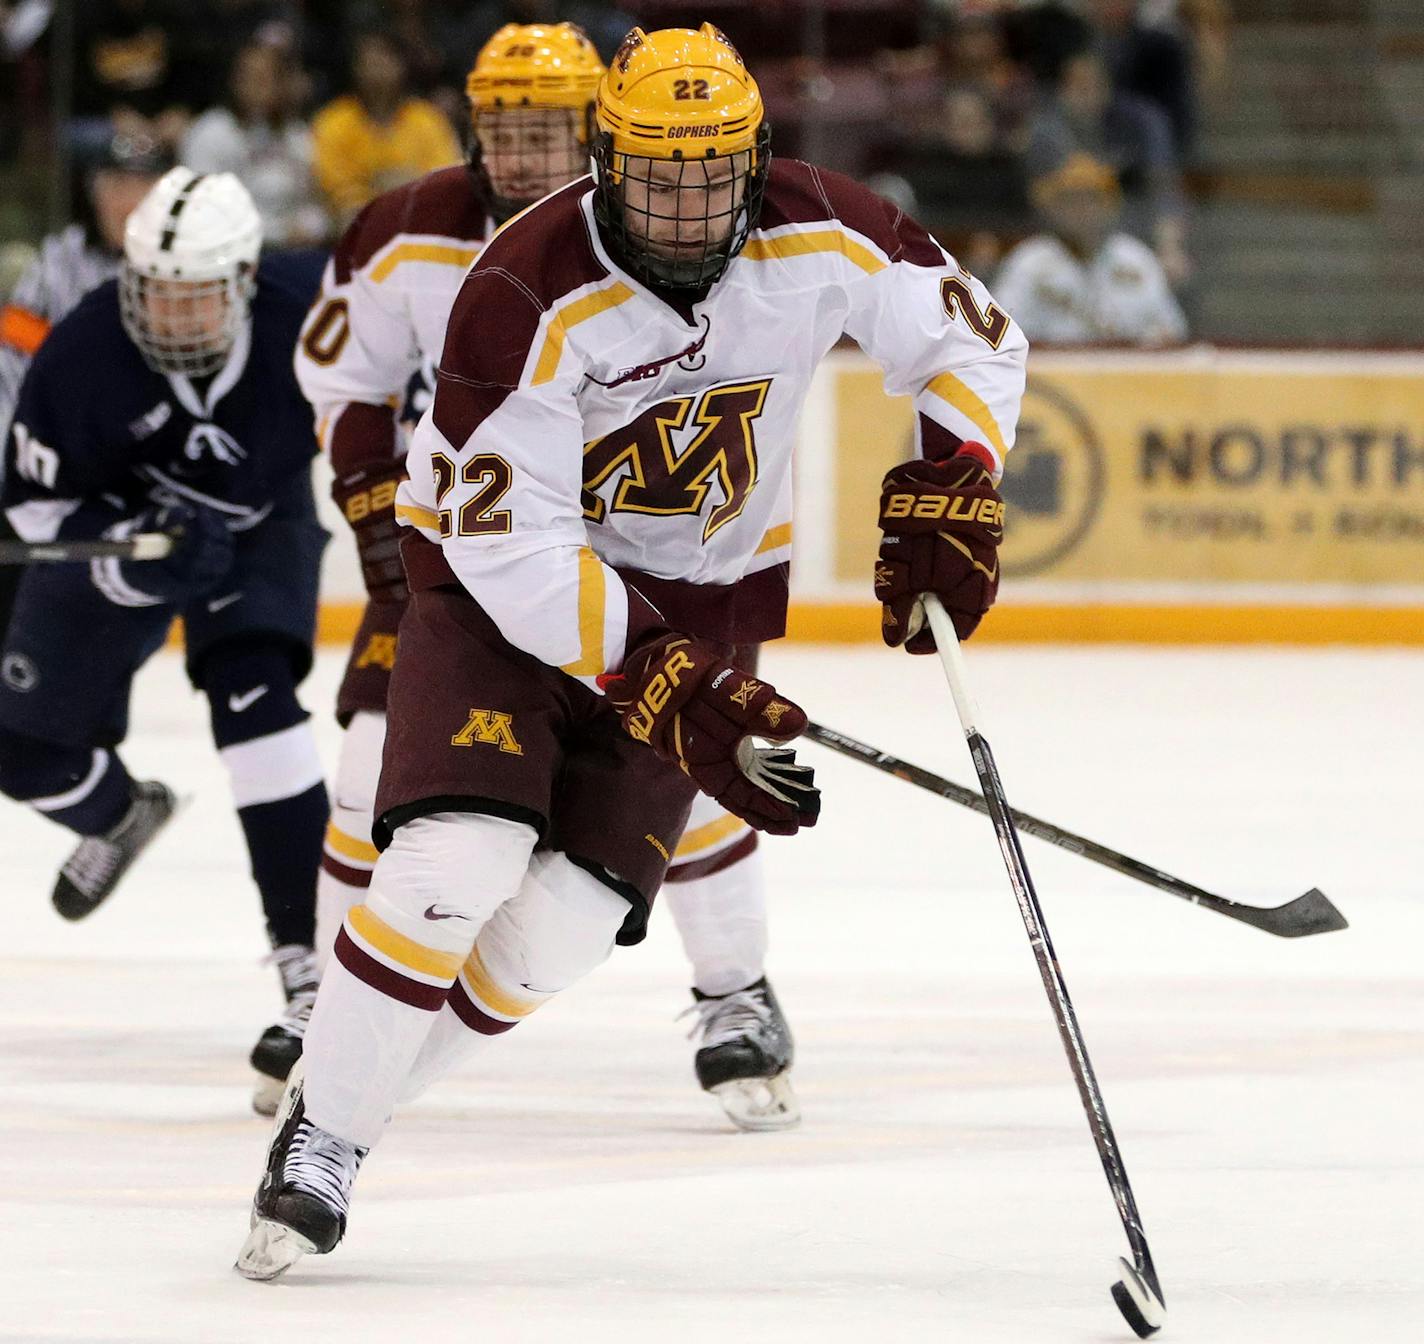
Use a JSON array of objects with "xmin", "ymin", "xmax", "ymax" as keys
[
  {"xmin": 284, "ymin": 1119, "xmax": 364, "ymax": 1215},
  {"xmin": 60, "ymin": 836, "xmax": 123, "ymax": 896},
  {"xmin": 680, "ymin": 986, "xmax": 773, "ymax": 1050},
  {"xmin": 267, "ymin": 945, "xmax": 319, "ymax": 1036}
]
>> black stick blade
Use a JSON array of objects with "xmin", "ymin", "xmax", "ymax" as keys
[
  {"xmin": 1238, "ymin": 888, "xmax": 1349, "ymax": 938},
  {"xmin": 1112, "ymin": 1258, "xmax": 1166, "ymax": 1338}
]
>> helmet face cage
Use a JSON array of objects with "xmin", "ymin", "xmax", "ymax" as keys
[
  {"xmin": 118, "ymin": 265, "xmax": 255, "ymax": 377},
  {"xmin": 475, "ymin": 105, "xmax": 590, "ymax": 221},
  {"xmin": 592, "ymin": 123, "xmax": 770, "ymax": 290}
]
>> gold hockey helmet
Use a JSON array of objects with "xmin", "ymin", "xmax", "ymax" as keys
[
  {"xmin": 466, "ymin": 22, "xmax": 605, "ymax": 127},
  {"xmin": 591, "ymin": 25, "xmax": 771, "ymax": 290},
  {"xmin": 466, "ymin": 23, "xmax": 605, "ymax": 219}
]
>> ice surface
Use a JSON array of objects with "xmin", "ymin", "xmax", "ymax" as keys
[{"xmin": 2, "ymin": 645, "xmax": 1421, "ymax": 1343}]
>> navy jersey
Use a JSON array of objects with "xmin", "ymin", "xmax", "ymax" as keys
[{"xmin": 2, "ymin": 252, "xmax": 325, "ymax": 542}]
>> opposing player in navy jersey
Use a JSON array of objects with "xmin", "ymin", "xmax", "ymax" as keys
[{"xmin": 0, "ymin": 168, "xmax": 331, "ymax": 1114}]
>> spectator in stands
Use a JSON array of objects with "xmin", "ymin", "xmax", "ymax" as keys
[
  {"xmin": 872, "ymin": 84, "xmax": 1032, "ymax": 275},
  {"xmin": 1084, "ymin": 0, "xmax": 1198, "ymax": 159},
  {"xmin": 72, "ymin": 0, "xmax": 204, "ymax": 153},
  {"xmin": 923, "ymin": 6, "xmax": 1034, "ymax": 152},
  {"xmin": 1027, "ymin": 44, "xmax": 1188, "ymax": 283},
  {"xmin": 993, "ymin": 152, "xmax": 1187, "ymax": 347},
  {"xmin": 310, "ymin": 28, "xmax": 461, "ymax": 228},
  {"xmin": 182, "ymin": 39, "xmax": 328, "ymax": 247}
]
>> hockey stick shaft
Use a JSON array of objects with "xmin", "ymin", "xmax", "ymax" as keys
[
  {"xmin": 923, "ymin": 595, "xmax": 1164, "ymax": 1307},
  {"xmin": 0, "ymin": 533, "xmax": 174, "ymax": 565},
  {"xmin": 802, "ymin": 721, "xmax": 1345, "ymax": 938}
]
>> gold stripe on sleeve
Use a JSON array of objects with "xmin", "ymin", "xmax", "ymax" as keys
[
  {"xmin": 559, "ymin": 546, "xmax": 607, "ymax": 677},
  {"xmin": 741, "ymin": 230, "xmax": 886, "ymax": 276},
  {"xmin": 924, "ymin": 372, "xmax": 1009, "ymax": 464},
  {"xmin": 395, "ymin": 502, "xmax": 441, "ymax": 531},
  {"xmin": 369, "ymin": 243, "xmax": 479, "ymax": 284}
]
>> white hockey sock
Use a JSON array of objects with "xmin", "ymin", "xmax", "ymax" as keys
[
  {"xmin": 315, "ymin": 712, "xmax": 385, "ymax": 972},
  {"xmin": 663, "ymin": 845, "xmax": 770, "ymax": 997}
]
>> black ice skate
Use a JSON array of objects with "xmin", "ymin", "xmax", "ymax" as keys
[
  {"xmin": 684, "ymin": 976, "xmax": 800, "ymax": 1131},
  {"xmin": 235, "ymin": 1061, "xmax": 367, "ymax": 1281},
  {"xmin": 250, "ymin": 945, "xmax": 319, "ymax": 1116},
  {"xmin": 51, "ymin": 779, "xmax": 178, "ymax": 921}
]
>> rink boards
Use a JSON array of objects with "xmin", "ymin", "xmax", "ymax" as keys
[{"xmin": 313, "ymin": 349, "xmax": 1424, "ymax": 645}]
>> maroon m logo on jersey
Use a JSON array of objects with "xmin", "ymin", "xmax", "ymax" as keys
[{"xmin": 582, "ymin": 379, "xmax": 771, "ymax": 542}]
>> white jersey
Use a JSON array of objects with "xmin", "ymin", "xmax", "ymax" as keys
[
  {"xmin": 293, "ymin": 165, "xmax": 495, "ymax": 475},
  {"xmin": 399, "ymin": 159, "xmax": 1028, "ymax": 682},
  {"xmin": 992, "ymin": 232, "xmax": 1188, "ymax": 348}
]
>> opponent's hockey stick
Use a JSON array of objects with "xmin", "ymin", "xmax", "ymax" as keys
[
  {"xmin": 0, "ymin": 533, "xmax": 174, "ymax": 565},
  {"xmin": 922, "ymin": 594, "xmax": 1166, "ymax": 1338},
  {"xmin": 802, "ymin": 722, "xmax": 1346, "ymax": 939}
]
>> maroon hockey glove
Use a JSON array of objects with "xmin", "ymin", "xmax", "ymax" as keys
[
  {"xmin": 875, "ymin": 443, "xmax": 1004, "ymax": 650},
  {"xmin": 332, "ymin": 459, "xmax": 408, "ymax": 604},
  {"xmin": 599, "ymin": 634, "xmax": 820, "ymax": 836}
]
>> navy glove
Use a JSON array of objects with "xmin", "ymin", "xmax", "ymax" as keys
[{"xmin": 101, "ymin": 502, "xmax": 234, "ymax": 606}]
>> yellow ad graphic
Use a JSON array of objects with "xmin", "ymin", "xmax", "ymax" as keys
[{"xmin": 834, "ymin": 360, "xmax": 1424, "ymax": 588}]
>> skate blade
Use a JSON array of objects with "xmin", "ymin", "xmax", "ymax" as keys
[
  {"xmin": 235, "ymin": 1217, "xmax": 318, "ymax": 1281},
  {"xmin": 1111, "ymin": 1257, "xmax": 1166, "ymax": 1338},
  {"xmin": 710, "ymin": 1071, "xmax": 801, "ymax": 1132}
]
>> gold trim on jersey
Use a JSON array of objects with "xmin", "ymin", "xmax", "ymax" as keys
[
  {"xmin": 369, "ymin": 242, "xmax": 480, "ymax": 284},
  {"xmin": 755, "ymin": 521, "xmax": 792, "ymax": 554},
  {"xmin": 741, "ymin": 229, "xmax": 886, "ymax": 276},
  {"xmin": 347, "ymin": 904, "xmax": 465, "ymax": 981},
  {"xmin": 326, "ymin": 822, "xmax": 379, "ymax": 865},
  {"xmin": 532, "ymin": 282, "xmax": 635, "ymax": 387},
  {"xmin": 559, "ymin": 545, "xmax": 608, "ymax": 676},
  {"xmin": 396, "ymin": 501, "xmax": 441, "ymax": 531},
  {"xmin": 673, "ymin": 811, "xmax": 748, "ymax": 858},
  {"xmin": 924, "ymin": 372, "xmax": 1009, "ymax": 465}
]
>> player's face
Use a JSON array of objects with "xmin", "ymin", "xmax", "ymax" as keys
[
  {"xmin": 477, "ymin": 107, "xmax": 586, "ymax": 207},
  {"xmin": 619, "ymin": 153, "xmax": 748, "ymax": 272},
  {"xmin": 139, "ymin": 277, "xmax": 232, "ymax": 355}
]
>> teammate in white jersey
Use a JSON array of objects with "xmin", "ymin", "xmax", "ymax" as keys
[
  {"xmin": 238, "ymin": 24, "xmax": 1026, "ymax": 1280},
  {"xmin": 297, "ymin": 20, "xmax": 805, "ymax": 1133}
]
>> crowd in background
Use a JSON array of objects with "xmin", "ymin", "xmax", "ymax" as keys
[{"xmin": 1, "ymin": 1, "xmax": 1232, "ymax": 350}]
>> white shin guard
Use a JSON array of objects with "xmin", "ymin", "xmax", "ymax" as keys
[
  {"xmin": 401, "ymin": 850, "xmax": 631, "ymax": 1100},
  {"xmin": 301, "ymin": 810, "xmax": 536, "ymax": 1147}
]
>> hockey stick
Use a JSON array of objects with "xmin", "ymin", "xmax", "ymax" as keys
[
  {"xmin": 922, "ymin": 594, "xmax": 1166, "ymax": 1338},
  {"xmin": 802, "ymin": 722, "xmax": 1346, "ymax": 939},
  {"xmin": 0, "ymin": 533, "xmax": 174, "ymax": 565}
]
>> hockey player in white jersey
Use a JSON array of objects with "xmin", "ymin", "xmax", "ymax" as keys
[
  {"xmin": 238, "ymin": 23, "xmax": 1026, "ymax": 1280},
  {"xmin": 297, "ymin": 20, "xmax": 803, "ymax": 1132}
]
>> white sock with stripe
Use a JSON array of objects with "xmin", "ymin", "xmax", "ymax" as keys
[{"xmin": 663, "ymin": 845, "xmax": 770, "ymax": 997}]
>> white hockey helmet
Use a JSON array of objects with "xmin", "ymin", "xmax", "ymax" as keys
[{"xmin": 119, "ymin": 167, "xmax": 262, "ymax": 376}]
